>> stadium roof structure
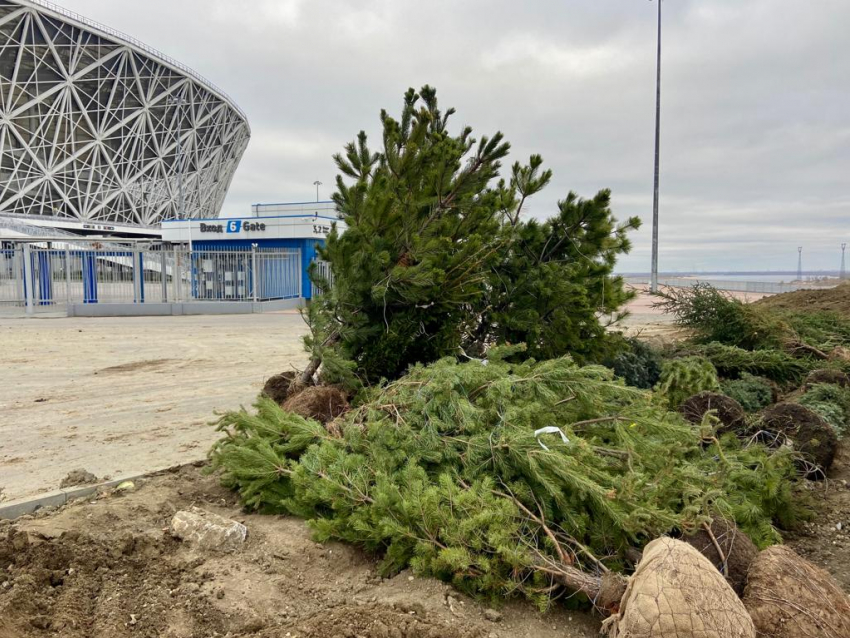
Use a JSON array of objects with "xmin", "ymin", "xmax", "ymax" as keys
[{"xmin": 0, "ymin": 0, "xmax": 251, "ymax": 229}]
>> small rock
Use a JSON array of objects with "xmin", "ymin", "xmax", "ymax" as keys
[
  {"xmin": 483, "ymin": 609, "xmax": 502, "ymax": 623},
  {"xmin": 129, "ymin": 614, "xmax": 137, "ymax": 626},
  {"xmin": 170, "ymin": 507, "xmax": 247, "ymax": 552},
  {"xmin": 837, "ymin": 522, "xmax": 843, "ymax": 531}
]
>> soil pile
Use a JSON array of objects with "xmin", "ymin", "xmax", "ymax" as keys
[
  {"xmin": 755, "ymin": 283, "xmax": 850, "ymax": 314},
  {"xmin": 0, "ymin": 465, "xmax": 601, "ymax": 638},
  {"xmin": 58, "ymin": 469, "xmax": 99, "ymax": 489}
]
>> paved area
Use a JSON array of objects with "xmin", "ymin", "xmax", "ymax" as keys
[
  {"xmin": 0, "ymin": 287, "xmax": 770, "ymax": 504},
  {"xmin": 0, "ymin": 312, "xmax": 309, "ymax": 502}
]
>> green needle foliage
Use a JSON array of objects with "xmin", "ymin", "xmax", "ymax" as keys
[
  {"xmin": 306, "ymin": 86, "xmax": 639, "ymax": 387},
  {"xmin": 689, "ymin": 342, "xmax": 819, "ymax": 385},
  {"xmin": 798, "ymin": 383, "xmax": 850, "ymax": 438},
  {"xmin": 653, "ymin": 284, "xmax": 781, "ymax": 350},
  {"xmin": 210, "ymin": 355, "xmax": 802, "ymax": 606},
  {"xmin": 654, "ymin": 357, "xmax": 720, "ymax": 409},
  {"xmin": 721, "ymin": 373, "xmax": 775, "ymax": 412}
]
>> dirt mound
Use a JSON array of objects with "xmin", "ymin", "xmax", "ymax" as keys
[
  {"xmin": 0, "ymin": 466, "xmax": 602, "ymax": 638},
  {"xmin": 760, "ymin": 402, "xmax": 838, "ymax": 479},
  {"xmin": 58, "ymin": 469, "xmax": 99, "ymax": 489},
  {"xmin": 603, "ymin": 537, "xmax": 754, "ymax": 637},
  {"xmin": 682, "ymin": 519, "xmax": 758, "ymax": 596},
  {"xmin": 743, "ymin": 545, "xmax": 850, "ymax": 638},
  {"xmin": 262, "ymin": 370, "xmax": 297, "ymax": 404},
  {"xmin": 0, "ymin": 527, "xmax": 232, "ymax": 638},
  {"xmin": 680, "ymin": 392, "xmax": 747, "ymax": 434},
  {"xmin": 805, "ymin": 368, "xmax": 850, "ymax": 389},
  {"xmin": 282, "ymin": 385, "xmax": 349, "ymax": 424},
  {"xmin": 755, "ymin": 282, "xmax": 850, "ymax": 314}
]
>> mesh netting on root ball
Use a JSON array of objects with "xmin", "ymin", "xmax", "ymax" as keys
[
  {"xmin": 680, "ymin": 392, "xmax": 747, "ymax": 435},
  {"xmin": 602, "ymin": 537, "xmax": 755, "ymax": 638},
  {"xmin": 281, "ymin": 385, "xmax": 349, "ymax": 425},
  {"xmin": 743, "ymin": 545, "xmax": 850, "ymax": 638},
  {"xmin": 804, "ymin": 369, "xmax": 850, "ymax": 389},
  {"xmin": 681, "ymin": 518, "xmax": 757, "ymax": 596},
  {"xmin": 759, "ymin": 402, "xmax": 838, "ymax": 479}
]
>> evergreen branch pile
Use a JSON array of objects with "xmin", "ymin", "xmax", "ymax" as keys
[
  {"xmin": 687, "ymin": 342, "xmax": 818, "ymax": 385},
  {"xmin": 210, "ymin": 355, "xmax": 801, "ymax": 608}
]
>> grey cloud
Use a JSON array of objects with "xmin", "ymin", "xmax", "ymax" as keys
[{"xmin": 63, "ymin": 0, "xmax": 850, "ymax": 272}]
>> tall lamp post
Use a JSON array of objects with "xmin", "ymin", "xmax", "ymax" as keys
[
  {"xmin": 649, "ymin": 0, "xmax": 662, "ymax": 292},
  {"xmin": 313, "ymin": 180, "xmax": 322, "ymax": 203}
]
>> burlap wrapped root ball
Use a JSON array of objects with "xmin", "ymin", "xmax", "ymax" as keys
[
  {"xmin": 743, "ymin": 545, "xmax": 850, "ymax": 638},
  {"xmin": 603, "ymin": 537, "xmax": 755, "ymax": 638}
]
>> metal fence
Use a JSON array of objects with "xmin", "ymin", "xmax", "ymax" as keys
[
  {"xmin": 1, "ymin": 239, "xmax": 301, "ymax": 314},
  {"xmin": 623, "ymin": 276, "xmax": 837, "ymax": 295},
  {"xmin": 311, "ymin": 259, "xmax": 333, "ymax": 298}
]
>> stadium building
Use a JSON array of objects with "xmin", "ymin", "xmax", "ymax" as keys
[{"xmin": 0, "ymin": 0, "xmax": 250, "ymax": 238}]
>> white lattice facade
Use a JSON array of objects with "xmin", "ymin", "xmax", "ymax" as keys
[{"xmin": 0, "ymin": 0, "xmax": 250, "ymax": 228}]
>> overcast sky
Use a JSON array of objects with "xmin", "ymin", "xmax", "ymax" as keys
[{"xmin": 63, "ymin": 0, "xmax": 849, "ymax": 273}]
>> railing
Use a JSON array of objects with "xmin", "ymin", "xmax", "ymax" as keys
[
  {"xmin": 311, "ymin": 259, "xmax": 333, "ymax": 298},
  {"xmin": 23, "ymin": 0, "xmax": 249, "ymax": 124},
  {"xmin": 0, "ymin": 240, "xmax": 301, "ymax": 312},
  {"xmin": 623, "ymin": 276, "xmax": 837, "ymax": 295},
  {"xmin": 0, "ymin": 216, "xmax": 78, "ymax": 238}
]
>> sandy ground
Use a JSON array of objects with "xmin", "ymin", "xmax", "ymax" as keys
[
  {"xmin": 0, "ymin": 287, "xmax": 770, "ymax": 505},
  {"xmin": 0, "ymin": 313, "xmax": 309, "ymax": 503},
  {"xmin": 617, "ymin": 285, "xmax": 773, "ymax": 341}
]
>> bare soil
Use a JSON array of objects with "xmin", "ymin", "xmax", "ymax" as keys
[
  {"xmin": 755, "ymin": 282, "xmax": 850, "ymax": 313},
  {"xmin": 0, "ymin": 465, "xmax": 601, "ymax": 638},
  {"xmin": 786, "ymin": 440, "xmax": 850, "ymax": 591}
]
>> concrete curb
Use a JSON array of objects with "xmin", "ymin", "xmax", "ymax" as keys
[{"xmin": 0, "ymin": 463, "xmax": 196, "ymax": 520}]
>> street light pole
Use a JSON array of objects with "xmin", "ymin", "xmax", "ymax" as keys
[
  {"xmin": 313, "ymin": 180, "xmax": 322, "ymax": 203},
  {"xmin": 650, "ymin": 0, "xmax": 662, "ymax": 292}
]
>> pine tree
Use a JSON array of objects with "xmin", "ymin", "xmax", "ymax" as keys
[{"xmin": 305, "ymin": 86, "xmax": 638, "ymax": 387}]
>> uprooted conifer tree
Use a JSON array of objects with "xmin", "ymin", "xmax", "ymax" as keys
[{"xmin": 302, "ymin": 86, "xmax": 640, "ymax": 388}]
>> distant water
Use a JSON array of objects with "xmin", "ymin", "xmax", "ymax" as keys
[{"xmin": 623, "ymin": 273, "xmax": 837, "ymax": 284}]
